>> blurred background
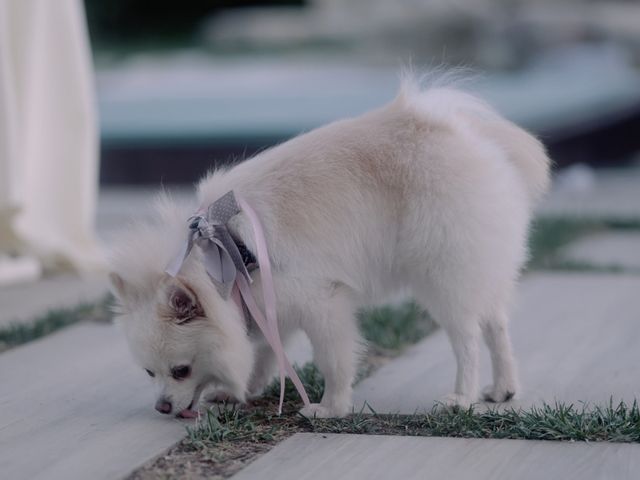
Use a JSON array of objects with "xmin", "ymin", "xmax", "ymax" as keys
[
  {"xmin": 89, "ymin": 0, "xmax": 640, "ymax": 185},
  {"xmin": 2, "ymin": 0, "xmax": 640, "ymax": 318},
  {"xmin": 2, "ymin": 5, "xmax": 640, "ymax": 474}
]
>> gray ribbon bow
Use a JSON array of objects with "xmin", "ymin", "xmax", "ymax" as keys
[{"xmin": 166, "ymin": 191, "xmax": 250, "ymax": 298}]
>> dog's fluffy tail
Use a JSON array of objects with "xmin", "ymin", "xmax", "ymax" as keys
[
  {"xmin": 467, "ymin": 106, "xmax": 551, "ymax": 203},
  {"xmin": 399, "ymin": 79, "xmax": 551, "ymax": 203}
]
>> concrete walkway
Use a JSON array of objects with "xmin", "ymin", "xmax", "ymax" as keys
[
  {"xmin": 559, "ymin": 232, "xmax": 640, "ymax": 270},
  {"xmin": 0, "ymin": 273, "xmax": 109, "ymax": 328},
  {"xmin": 353, "ymin": 273, "xmax": 640, "ymax": 414},
  {"xmin": 0, "ymin": 322, "xmax": 312, "ymax": 480},
  {"xmin": 233, "ymin": 433, "xmax": 640, "ymax": 480},
  {"xmin": 3, "ymin": 273, "xmax": 638, "ymax": 480},
  {"xmin": 229, "ymin": 272, "xmax": 640, "ymax": 480},
  {"xmin": 0, "ymin": 323, "xmax": 187, "ymax": 480}
]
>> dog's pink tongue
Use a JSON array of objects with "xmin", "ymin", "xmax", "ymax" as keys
[{"xmin": 177, "ymin": 409, "xmax": 199, "ymax": 419}]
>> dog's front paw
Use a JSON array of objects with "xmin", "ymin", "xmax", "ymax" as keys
[
  {"xmin": 436, "ymin": 393, "xmax": 473, "ymax": 411},
  {"xmin": 204, "ymin": 391, "xmax": 241, "ymax": 404},
  {"xmin": 300, "ymin": 403, "xmax": 348, "ymax": 419},
  {"xmin": 247, "ymin": 380, "xmax": 269, "ymax": 400},
  {"xmin": 481, "ymin": 385, "xmax": 516, "ymax": 403}
]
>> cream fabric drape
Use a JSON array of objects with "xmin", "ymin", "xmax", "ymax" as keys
[{"xmin": 0, "ymin": 0, "xmax": 104, "ymax": 274}]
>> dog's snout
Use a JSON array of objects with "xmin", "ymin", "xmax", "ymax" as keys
[{"xmin": 155, "ymin": 398, "xmax": 172, "ymax": 414}]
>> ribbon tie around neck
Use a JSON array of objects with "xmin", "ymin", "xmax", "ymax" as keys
[
  {"xmin": 166, "ymin": 191, "xmax": 248, "ymax": 298},
  {"xmin": 166, "ymin": 190, "xmax": 310, "ymax": 414}
]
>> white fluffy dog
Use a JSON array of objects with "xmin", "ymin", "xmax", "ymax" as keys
[{"xmin": 109, "ymin": 80, "xmax": 550, "ymax": 418}]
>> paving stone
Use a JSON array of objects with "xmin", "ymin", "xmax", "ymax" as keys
[
  {"xmin": 0, "ymin": 323, "xmax": 187, "ymax": 480},
  {"xmin": 0, "ymin": 322, "xmax": 313, "ymax": 480},
  {"xmin": 353, "ymin": 273, "xmax": 640, "ymax": 413},
  {"xmin": 558, "ymin": 232, "xmax": 640, "ymax": 270},
  {"xmin": 232, "ymin": 433, "xmax": 640, "ymax": 480},
  {"xmin": 0, "ymin": 273, "xmax": 109, "ymax": 327}
]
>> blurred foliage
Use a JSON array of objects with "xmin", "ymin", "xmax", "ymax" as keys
[
  {"xmin": 0, "ymin": 295, "xmax": 113, "ymax": 353},
  {"xmin": 84, "ymin": 0, "xmax": 304, "ymax": 49},
  {"xmin": 359, "ymin": 301, "xmax": 437, "ymax": 351},
  {"xmin": 527, "ymin": 217, "xmax": 640, "ymax": 270}
]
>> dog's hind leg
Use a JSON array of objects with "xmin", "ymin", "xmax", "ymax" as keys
[
  {"xmin": 414, "ymin": 283, "xmax": 481, "ymax": 409},
  {"xmin": 481, "ymin": 309, "xmax": 519, "ymax": 402},
  {"xmin": 299, "ymin": 287, "xmax": 359, "ymax": 418},
  {"xmin": 439, "ymin": 319, "xmax": 481, "ymax": 409}
]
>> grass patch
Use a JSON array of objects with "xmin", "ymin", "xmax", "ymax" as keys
[
  {"xmin": 130, "ymin": 400, "xmax": 640, "ymax": 479},
  {"xmin": 0, "ymin": 295, "xmax": 113, "ymax": 353},
  {"xmin": 187, "ymin": 399, "xmax": 640, "ymax": 447},
  {"xmin": 527, "ymin": 217, "xmax": 640, "ymax": 271},
  {"xmin": 307, "ymin": 400, "xmax": 640, "ymax": 442},
  {"xmin": 259, "ymin": 301, "xmax": 438, "ymax": 407},
  {"xmin": 263, "ymin": 363, "xmax": 326, "ymax": 404},
  {"xmin": 359, "ymin": 301, "xmax": 437, "ymax": 351}
]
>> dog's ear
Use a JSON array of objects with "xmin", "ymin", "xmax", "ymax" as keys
[
  {"xmin": 109, "ymin": 272, "xmax": 131, "ymax": 302},
  {"xmin": 167, "ymin": 279, "xmax": 204, "ymax": 324}
]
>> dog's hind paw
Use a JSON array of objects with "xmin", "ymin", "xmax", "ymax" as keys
[
  {"xmin": 436, "ymin": 393, "xmax": 473, "ymax": 411},
  {"xmin": 481, "ymin": 385, "xmax": 516, "ymax": 403},
  {"xmin": 299, "ymin": 403, "xmax": 348, "ymax": 419}
]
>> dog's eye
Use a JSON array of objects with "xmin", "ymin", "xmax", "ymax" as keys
[
  {"xmin": 145, "ymin": 369, "xmax": 155, "ymax": 378},
  {"xmin": 171, "ymin": 365, "xmax": 191, "ymax": 380}
]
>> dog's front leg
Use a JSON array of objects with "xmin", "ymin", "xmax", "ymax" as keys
[
  {"xmin": 300, "ymin": 290, "xmax": 359, "ymax": 418},
  {"xmin": 204, "ymin": 337, "xmax": 284, "ymax": 403},
  {"xmin": 247, "ymin": 340, "xmax": 279, "ymax": 398}
]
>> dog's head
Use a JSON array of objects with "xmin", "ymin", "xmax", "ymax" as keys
[{"xmin": 109, "ymin": 197, "xmax": 254, "ymax": 418}]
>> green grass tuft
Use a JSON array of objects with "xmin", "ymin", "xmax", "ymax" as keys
[
  {"xmin": 308, "ymin": 400, "xmax": 640, "ymax": 442},
  {"xmin": 528, "ymin": 217, "xmax": 600, "ymax": 268},
  {"xmin": 358, "ymin": 301, "xmax": 438, "ymax": 351},
  {"xmin": 0, "ymin": 295, "xmax": 113, "ymax": 352},
  {"xmin": 187, "ymin": 400, "xmax": 640, "ymax": 447},
  {"xmin": 263, "ymin": 363, "xmax": 325, "ymax": 404},
  {"xmin": 260, "ymin": 300, "xmax": 438, "ymax": 407},
  {"xmin": 527, "ymin": 216, "xmax": 640, "ymax": 271},
  {"xmin": 187, "ymin": 405, "xmax": 273, "ymax": 445}
]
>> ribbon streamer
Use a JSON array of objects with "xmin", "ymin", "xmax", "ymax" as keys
[{"xmin": 166, "ymin": 191, "xmax": 311, "ymax": 414}]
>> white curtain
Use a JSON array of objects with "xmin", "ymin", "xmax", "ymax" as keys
[{"xmin": 0, "ymin": 0, "xmax": 104, "ymax": 278}]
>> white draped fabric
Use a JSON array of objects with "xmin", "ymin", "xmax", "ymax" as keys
[{"xmin": 0, "ymin": 0, "xmax": 103, "ymax": 280}]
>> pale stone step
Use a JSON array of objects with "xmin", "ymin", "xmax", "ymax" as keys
[
  {"xmin": 0, "ymin": 320, "xmax": 312, "ymax": 480},
  {"xmin": 0, "ymin": 323, "xmax": 187, "ymax": 480},
  {"xmin": 0, "ymin": 273, "xmax": 109, "ymax": 328},
  {"xmin": 559, "ymin": 232, "xmax": 640, "ymax": 270},
  {"xmin": 354, "ymin": 273, "xmax": 640, "ymax": 413},
  {"xmin": 232, "ymin": 433, "xmax": 640, "ymax": 480}
]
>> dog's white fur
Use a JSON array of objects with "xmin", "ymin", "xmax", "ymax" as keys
[{"xmin": 110, "ymin": 80, "xmax": 550, "ymax": 418}]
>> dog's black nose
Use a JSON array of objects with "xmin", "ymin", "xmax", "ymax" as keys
[{"xmin": 155, "ymin": 398, "xmax": 172, "ymax": 414}]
